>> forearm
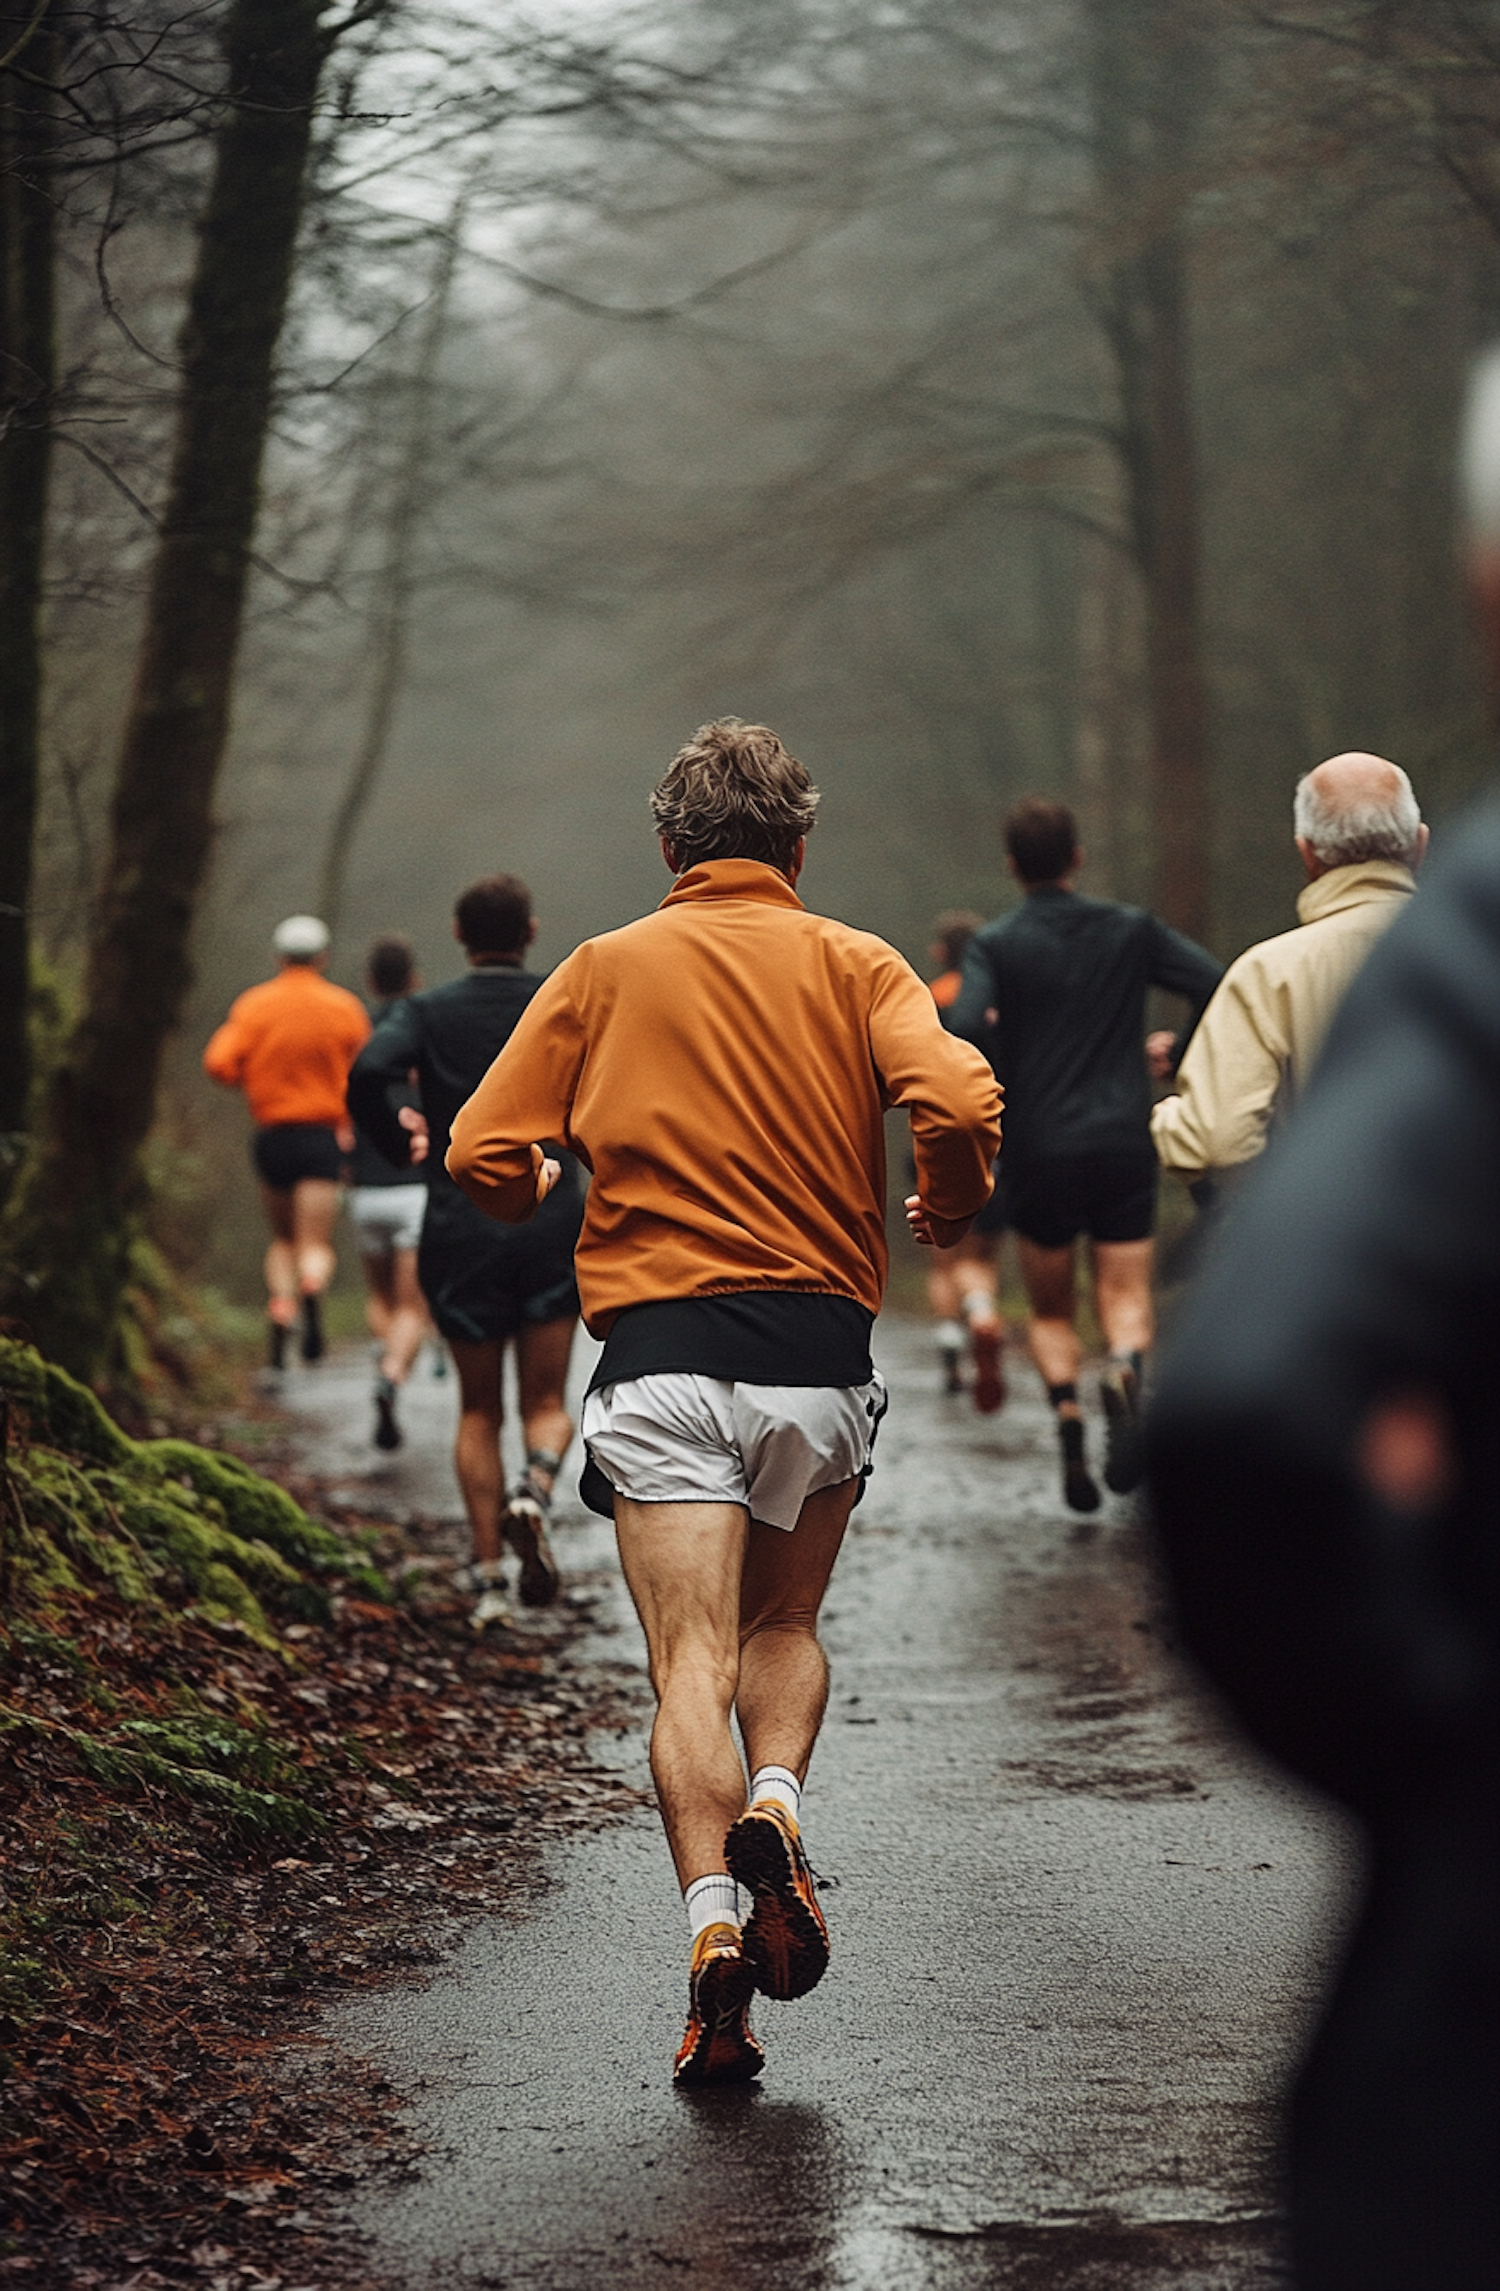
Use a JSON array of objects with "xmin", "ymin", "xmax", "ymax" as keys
[
  {"xmin": 345, "ymin": 1065, "xmax": 413, "ymax": 1169},
  {"xmin": 1150, "ymin": 1087, "xmax": 1267, "ymax": 1176}
]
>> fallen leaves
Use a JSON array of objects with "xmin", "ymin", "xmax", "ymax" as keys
[{"xmin": 0, "ymin": 1460, "xmax": 646, "ymax": 2291}]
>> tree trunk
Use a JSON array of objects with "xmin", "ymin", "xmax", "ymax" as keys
[
  {"xmin": 1086, "ymin": 0, "xmax": 1214, "ymax": 941},
  {"xmin": 0, "ymin": 5, "xmax": 59, "ymax": 1195},
  {"xmin": 1, "ymin": 0, "xmax": 332, "ymax": 1378},
  {"xmin": 317, "ymin": 194, "xmax": 468, "ymax": 941}
]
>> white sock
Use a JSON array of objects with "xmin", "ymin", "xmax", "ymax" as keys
[
  {"xmin": 935, "ymin": 1318, "xmax": 964, "ymax": 1354},
  {"xmin": 684, "ymin": 1873, "xmax": 740, "ymax": 1939},
  {"xmin": 749, "ymin": 1765, "xmax": 802, "ymax": 1824},
  {"xmin": 962, "ymin": 1290, "xmax": 1000, "ymax": 1330}
]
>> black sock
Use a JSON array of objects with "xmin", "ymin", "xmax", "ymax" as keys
[{"xmin": 1046, "ymin": 1381, "xmax": 1078, "ymax": 1411}]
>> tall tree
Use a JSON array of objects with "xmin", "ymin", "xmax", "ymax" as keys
[
  {"xmin": 316, "ymin": 190, "xmax": 468, "ymax": 939},
  {"xmin": 1083, "ymin": 0, "xmax": 1214, "ymax": 940},
  {"xmin": 0, "ymin": 1, "xmax": 59, "ymax": 1195},
  {"xmin": 2, "ymin": 0, "xmax": 385, "ymax": 1377}
]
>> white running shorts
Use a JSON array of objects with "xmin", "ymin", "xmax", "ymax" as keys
[
  {"xmin": 348, "ymin": 1182, "xmax": 427, "ymax": 1258},
  {"xmin": 581, "ymin": 1372, "xmax": 888, "ymax": 1532}
]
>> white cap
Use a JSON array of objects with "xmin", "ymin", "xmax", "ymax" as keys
[{"xmin": 272, "ymin": 914, "xmax": 331, "ymax": 958}]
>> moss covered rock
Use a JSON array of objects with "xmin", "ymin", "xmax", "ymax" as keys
[{"xmin": 0, "ymin": 1336, "xmax": 388, "ymax": 1638}]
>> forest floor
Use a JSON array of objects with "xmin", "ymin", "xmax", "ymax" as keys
[{"xmin": 0, "ymin": 1366, "xmax": 645, "ymax": 2291}]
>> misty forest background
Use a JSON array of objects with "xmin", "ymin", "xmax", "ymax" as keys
[{"xmin": 7, "ymin": 0, "xmax": 1500, "ymax": 1328}]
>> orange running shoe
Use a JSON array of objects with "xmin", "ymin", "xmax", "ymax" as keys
[
  {"xmin": 673, "ymin": 1923, "xmax": 763, "ymax": 2088},
  {"xmin": 724, "ymin": 1801, "xmax": 830, "ymax": 2001},
  {"xmin": 971, "ymin": 1321, "xmax": 1005, "ymax": 1414}
]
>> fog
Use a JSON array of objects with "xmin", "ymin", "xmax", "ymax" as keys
[{"xmin": 21, "ymin": 0, "xmax": 1500, "ymax": 1295}]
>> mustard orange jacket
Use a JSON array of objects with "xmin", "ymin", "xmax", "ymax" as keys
[
  {"xmin": 203, "ymin": 967, "xmax": 370, "ymax": 1129},
  {"xmin": 446, "ymin": 860, "xmax": 1002, "ymax": 1334}
]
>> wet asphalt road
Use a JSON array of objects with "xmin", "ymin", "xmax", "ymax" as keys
[{"xmin": 280, "ymin": 1319, "xmax": 1360, "ymax": 2290}]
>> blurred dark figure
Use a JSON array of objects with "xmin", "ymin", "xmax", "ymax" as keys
[
  {"xmin": 346, "ymin": 934, "xmax": 432, "ymax": 1452},
  {"xmin": 948, "ymin": 797, "xmax": 1220, "ymax": 1511},
  {"xmin": 923, "ymin": 909, "xmax": 1009, "ymax": 1406},
  {"xmin": 1145, "ymin": 360, "xmax": 1500, "ymax": 2290}
]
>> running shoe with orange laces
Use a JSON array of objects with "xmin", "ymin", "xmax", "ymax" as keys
[
  {"xmin": 971, "ymin": 1321, "xmax": 1006, "ymax": 1414},
  {"xmin": 672, "ymin": 1923, "xmax": 763, "ymax": 2088},
  {"xmin": 724, "ymin": 1800, "xmax": 830, "ymax": 2001}
]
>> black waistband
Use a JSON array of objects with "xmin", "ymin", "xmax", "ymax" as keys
[{"xmin": 588, "ymin": 1292, "xmax": 874, "ymax": 1395}]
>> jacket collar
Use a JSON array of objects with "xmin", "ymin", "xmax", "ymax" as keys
[
  {"xmin": 660, "ymin": 859, "xmax": 805, "ymax": 912},
  {"xmin": 1296, "ymin": 858, "xmax": 1416, "ymax": 927}
]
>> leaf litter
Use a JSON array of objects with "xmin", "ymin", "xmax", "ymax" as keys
[{"xmin": 0, "ymin": 1342, "xmax": 646, "ymax": 2289}]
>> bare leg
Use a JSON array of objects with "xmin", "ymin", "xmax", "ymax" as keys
[
  {"xmin": 736, "ymin": 1477, "xmax": 858, "ymax": 1784},
  {"xmin": 290, "ymin": 1178, "xmax": 339, "ymax": 1296},
  {"xmin": 379, "ymin": 1246, "xmax": 428, "ymax": 1385},
  {"xmin": 515, "ymin": 1314, "xmax": 577, "ymax": 1490},
  {"xmin": 1016, "ymin": 1235, "xmax": 1081, "ymax": 1396},
  {"xmin": 1092, "ymin": 1237, "xmax": 1155, "ymax": 1358},
  {"xmin": 363, "ymin": 1248, "xmax": 395, "ymax": 1347},
  {"xmin": 614, "ymin": 1498, "xmax": 750, "ymax": 1888},
  {"xmin": 951, "ymin": 1232, "xmax": 1001, "ymax": 1325},
  {"xmin": 449, "ymin": 1336, "xmax": 506, "ymax": 1565},
  {"xmin": 259, "ymin": 1186, "xmax": 298, "ymax": 1325}
]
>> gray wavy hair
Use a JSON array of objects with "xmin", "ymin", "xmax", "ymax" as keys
[
  {"xmin": 651, "ymin": 718, "xmax": 820, "ymax": 873},
  {"xmin": 1293, "ymin": 764, "xmax": 1422, "ymax": 868}
]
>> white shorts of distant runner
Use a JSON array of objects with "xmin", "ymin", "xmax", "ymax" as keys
[
  {"xmin": 582, "ymin": 1373, "xmax": 888, "ymax": 1531},
  {"xmin": 348, "ymin": 1182, "xmax": 427, "ymax": 1258}
]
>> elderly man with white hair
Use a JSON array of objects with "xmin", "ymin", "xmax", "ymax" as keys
[{"xmin": 1151, "ymin": 750, "xmax": 1427, "ymax": 1180}]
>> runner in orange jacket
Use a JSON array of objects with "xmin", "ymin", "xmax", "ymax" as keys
[
  {"xmin": 204, "ymin": 916, "xmax": 369, "ymax": 1370},
  {"xmin": 447, "ymin": 719, "xmax": 1000, "ymax": 2087}
]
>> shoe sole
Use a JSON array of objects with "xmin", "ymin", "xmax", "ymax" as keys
[
  {"xmin": 674, "ymin": 1952, "xmax": 763, "ymax": 2087},
  {"xmin": 1101, "ymin": 1379, "xmax": 1144, "ymax": 1495},
  {"xmin": 971, "ymin": 1326, "xmax": 1005, "ymax": 1415},
  {"xmin": 724, "ymin": 1811, "xmax": 829, "ymax": 2001},
  {"xmin": 505, "ymin": 1494, "xmax": 560, "ymax": 1607}
]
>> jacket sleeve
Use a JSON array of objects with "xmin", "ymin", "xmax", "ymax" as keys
[
  {"xmin": 202, "ymin": 998, "xmax": 251, "ymax": 1087},
  {"xmin": 1151, "ymin": 953, "xmax": 1288, "ymax": 1174},
  {"xmin": 1145, "ymin": 918, "xmax": 1224, "ymax": 1066},
  {"xmin": 446, "ymin": 960, "xmax": 589, "ymax": 1224},
  {"xmin": 347, "ymin": 999, "xmax": 422, "ymax": 1169},
  {"xmin": 868, "ymin": 951, "xmax": 1002, "ymax": 1221},
  {"xmin": 942, "ymin": 935, "xmax": 999, "ymax": 1050}
]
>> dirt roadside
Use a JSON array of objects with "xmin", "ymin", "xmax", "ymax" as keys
[{"xmin": 0, "ymin": 1394, "xmax": 647, "ymax": 2291}]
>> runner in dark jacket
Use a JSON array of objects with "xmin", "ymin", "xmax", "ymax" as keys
[
  {"xmin": 347, "ymin": 934, "xmax": 432, "ymax": 1452},
  {"xmin": 946, "ymin": 797, "xmax": 1220, "ymax": 1510},
  {"xmin": 347, "ymin": 874, "xmax": 584, "ymax": 1631}
]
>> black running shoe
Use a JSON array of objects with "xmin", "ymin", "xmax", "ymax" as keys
[
  {"xmin": 267, "ymin": 1319, "xmax": 288, "ymax": 1372},
  {"xmin": 1100, "ymin": 1362, "xmax": 1144, "ymax": 1494},
  {"xmin": 373, "ymin": 1379, "xmax": 402, "ymax": 1451},
  {"xmin": 299, "ymin": 1292, "xmax": 324, "ymax": 1364},
  {"xmin": 1059, "ymin": 1413, "xmax": 1101, "ymax": 1514}
]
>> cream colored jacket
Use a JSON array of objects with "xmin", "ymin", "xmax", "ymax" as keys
[{"xmin": 1151, "ymin": 859, "xmax": 1415, "ymax": 1174}]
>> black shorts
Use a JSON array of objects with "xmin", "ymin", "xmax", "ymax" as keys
[
  {"xmin": 972, "ymin": 1165, "xmax": 1008, "ymax": 1237},
  {"xmin": 1004, "ymin": 1153, "xmax": 1157, "ymax": 1250},
  {"xmin": 417, "ymin": 1191, "xmax": 583, "ymax": 1346},
  {"xmin": 253, "ymin": 1123, "xmax": 342, "ymax": 1189}
]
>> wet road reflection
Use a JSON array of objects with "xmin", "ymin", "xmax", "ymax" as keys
[{"xmin": 296, "ymin": 1319, "xmax": 1358, "ymax": 2288}]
